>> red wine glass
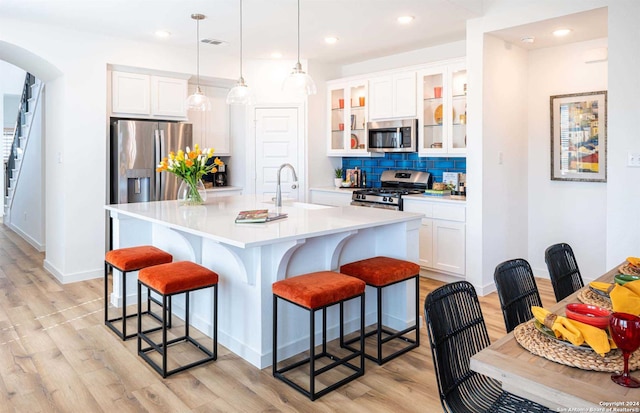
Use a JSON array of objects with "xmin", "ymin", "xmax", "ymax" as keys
[{"xmin": 609, "ymin": 312, "xmax": 640, "ymax": 388}]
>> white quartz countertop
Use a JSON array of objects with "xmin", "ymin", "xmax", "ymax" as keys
[{"xmin": 105, "ymin": 195, "xmax": 423, "ymax": 249}]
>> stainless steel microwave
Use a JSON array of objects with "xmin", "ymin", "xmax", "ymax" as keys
[{"xmin": 367, "ymin": 119, "xmax": 417, "ymax": 152}]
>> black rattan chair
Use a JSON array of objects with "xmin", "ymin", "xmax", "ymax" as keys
[
  {"xmin": 545, "ymin": 243, "xmax": 584, "ymax": 302},
  {"xmin": 424, "ymin": 281, "xmax": 552, "ymax": 413},
  {"xmin": 494, "ymin": 259, "xmax": 543, "ymax": 333}
]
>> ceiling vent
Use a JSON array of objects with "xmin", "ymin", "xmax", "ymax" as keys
[{"xmin": 201, "ymin": 39, "xmax": 228, "ymax": 46}]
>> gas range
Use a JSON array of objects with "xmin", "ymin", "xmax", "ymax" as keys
[{"xmin": 351, "ymin": 170, "xmax": 430, "ymax": 211}]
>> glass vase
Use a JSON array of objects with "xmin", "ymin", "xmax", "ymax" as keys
[{"xmin": 177, "ymin": 177, "xmax": 207, "ymax": 206}]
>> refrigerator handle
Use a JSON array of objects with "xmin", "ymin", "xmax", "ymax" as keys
[{"xmin": 154, "ymin": 129, "xmax": 161, "ymax": 201}]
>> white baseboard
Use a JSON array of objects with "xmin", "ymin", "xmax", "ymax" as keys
[
  {"xmin": 5, "ymin": 221, "xmax": 45, "ymax": 252},
  {"xmin": 44, "ymin": 259, "xmax": 102, "ymax": 284}
]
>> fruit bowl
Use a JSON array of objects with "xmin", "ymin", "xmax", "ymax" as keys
[{"xmin": 565, "ymin": 303, "xmax": 611, "ymax": 329}]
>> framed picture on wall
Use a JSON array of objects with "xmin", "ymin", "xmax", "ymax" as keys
[{"xmin": 550, "ymin": 91, "xmax": 607, "ymax": 182}]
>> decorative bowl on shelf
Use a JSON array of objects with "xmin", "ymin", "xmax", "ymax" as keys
[{"xmin": 565, "ymin": 303, "xmax": 611, "ymax": 329}]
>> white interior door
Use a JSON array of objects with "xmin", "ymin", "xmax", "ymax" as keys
[{"xmin": 254, "ymin": 107, "xmax": 300, "ymax": 200}]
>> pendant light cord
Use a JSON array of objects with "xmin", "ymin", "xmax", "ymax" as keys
[
  {"xmin": 297, "ymin": 0, "xmax": 301, "ymax": 64},
  {"xmin": 239, "ymin": 0, "xmax": 243, "ymax": 78},
  {"xmin": 196, "ymin": 17, "xmax": 200, "ymax": 88}
]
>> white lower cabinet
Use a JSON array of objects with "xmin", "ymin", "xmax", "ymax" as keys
[
  {"xmin": 432, "ymin": 219, "xmax": 465, "ymax": 275},
  {"xmin": 206, "ymin": 187, "xmax": 242, "ymax": 198},
  {"xmin": 403, "ymin": 198, "xmax": 466, "ymax": 277},
  {"xmin": 309, "ymin": 188, "xmax": 353, "ymax": 206}
]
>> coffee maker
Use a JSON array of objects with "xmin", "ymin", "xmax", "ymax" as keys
[{"xmin": 213, "ymin": 163, "xmax": 228, "ymax": 187}]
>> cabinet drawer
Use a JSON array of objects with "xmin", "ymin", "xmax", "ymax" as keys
[
  {"xmin": 433, "ymin": 204, "xmax": 465, "ymax": 222},
  {"xmin": 403, "ymin": 201, "xmax": 433, "ymax": 217}
]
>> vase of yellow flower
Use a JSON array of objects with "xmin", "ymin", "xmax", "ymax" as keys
[
  {"xmin": 156, "ymin": 144, "xmax": 220, "ymax": 206},
  {"xmin": 177, "ymin": 178, "xmax": 207, "ymax": 206}
]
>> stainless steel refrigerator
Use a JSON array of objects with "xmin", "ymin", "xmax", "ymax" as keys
[{"xmin": 110, "ymin": 119, "xmax": 192, "ymax": 204}]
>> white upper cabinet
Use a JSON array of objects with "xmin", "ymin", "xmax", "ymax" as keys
[
  {"xmin": 187, "ymin": 85, "xmax": 230, "ymax": 156},
  {"xmin": 111, "ymin": 71, "xmax": 150, "ymax": 115},
  {"xmin": 151, "ymin": 76, "xmax": 188, "ymax": 118},
  {"xmin": 327, "ymin": 79, "xmax": 380, "ymax": 157},
  {"xmin": 369, "ymin": 71, "xmax": 416, "ymax": 120},
  {"xmin": 111, "ymin": 71, "xmax": 188, "ymax": 119},
  {"xmin": 418, "ymin": 59, "xmax": 467, "ymax": 157}
]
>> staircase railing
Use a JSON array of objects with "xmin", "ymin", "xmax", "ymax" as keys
[{"xmin": 3, "ymin": 73, "xmax": 40, "ymax": 217}]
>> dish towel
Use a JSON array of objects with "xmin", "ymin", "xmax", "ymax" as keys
[
  {"xmin": 590, "ymin": 279, "xmax": 640, "ymax": 316},
  {"xmin": 531, "ymin": 306, "xmax": 611, "ymax": 356}
]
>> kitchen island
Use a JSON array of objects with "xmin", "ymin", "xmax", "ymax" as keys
[{"xmin": 105, "ymin": 195, "xmax": 422, "ymax": 368}]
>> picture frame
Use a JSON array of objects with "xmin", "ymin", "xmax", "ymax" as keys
[
  {"xmin": 350, "ymin": 114, "xmax": 356, "ymax": 130},
  {"xmin": 550, "ymin": 91, "xmax": 607, "ymax": 182}
]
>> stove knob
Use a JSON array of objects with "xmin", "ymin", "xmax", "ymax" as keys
[
  {"xmin": 361, "ymin": 195, "xmax": 366, "ymax": 200},
  {"xmin": 383, "ymin": 197, "xmax": 388, "ymax": 202}
]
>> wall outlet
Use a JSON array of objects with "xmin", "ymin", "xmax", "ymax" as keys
[{"xmin": 628, "ymin": 152, "xmax": 640, "ymax": 167}]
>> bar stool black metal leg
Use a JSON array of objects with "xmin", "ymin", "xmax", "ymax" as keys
[
  {"xmin": 309, "ymin": 307, "xmax": 316, "ymax": 401},
  {"xmin": 272, "ymin": 295, "xmax": 278, "ymax": 376},
  {"xmin": 415, "ymin": 275, "xmax": 420, "ymax": 346},
  {"xmin": 377, "ymin": 286, "xmax": 383, "ymax": 362}
]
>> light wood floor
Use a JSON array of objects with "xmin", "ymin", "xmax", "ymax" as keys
[{"xmin": 0, "ymin": 223, "xmax": 557, "ymax": 412}]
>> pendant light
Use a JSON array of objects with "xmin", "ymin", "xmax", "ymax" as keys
[
  {"xmin": 282, "ymin": 0, "xmax": 316, "ymax": 97},
  {"xmin": 185, "ymin": 13, "xmax": 211, "ymax": 111},
  {"xmin": 226, "ymin": 0, "xmax": 255, "ymax": 105}
]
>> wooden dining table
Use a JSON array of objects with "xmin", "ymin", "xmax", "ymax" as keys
[{"xmin": 470, "ymin": 265, "xmax": 640, "ymax": 410}]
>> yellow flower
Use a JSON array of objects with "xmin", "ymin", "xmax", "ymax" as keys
[
  {"xmin": 169, "ymin": 151, "xmax": 175, "ymax": 160},
  {"xmin": 208, "ymin": 148, "xmax": 214, "ymax": 157}
]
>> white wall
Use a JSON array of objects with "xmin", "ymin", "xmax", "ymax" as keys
[
  {"xmin": 340, "ymin": 41, "xmax": 466, "ymax": 78},
  {"xmin": 527, "ymin": 38, "xmax": 608, "ymax": 281},
  {"xmin": 606, "ymin": 1, "xmax": 640, "ymax": 268},
  {"xmin": 0, "ymin": 61, "xmax": 25, "ymax": 127},
  {"xmin": 480, "ymin": 34, "xmax": 529, "ymax": 290}
]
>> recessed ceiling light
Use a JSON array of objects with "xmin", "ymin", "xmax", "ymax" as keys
[
  {"xmin": 325, "ymin": 36, "xmax": 339, "ymax": 44},
  {"xmin": 521, "ymin": 36, "xmax": 535, "ymax": 44},
  {"xmin": 271, "ymin": 52, "xmax": 283, "ymax": 59},
  {"xmin": 397, "ymin": 16, "xmax": 414, "ymax": 25},
  {"xmin": 155, "ymin": 30, "xmax": 171, "ymax": 38},
  {"xmin": 553, "ymin": 28, "xmax": 572, "ymax": 37}
]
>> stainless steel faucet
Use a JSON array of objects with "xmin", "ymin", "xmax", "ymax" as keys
[{"xmin": 275, "ymin": 163, "xmax": 298, "ymax": 207}]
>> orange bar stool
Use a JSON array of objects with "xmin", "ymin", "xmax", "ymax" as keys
[
  {"xmin": 137, "ymin": 261, "xmax": 218, "ymax": 378},
  {"xmin": 104, "ymin": 245, "xmax": 173, "ymax": 340},
  {"xmin": 272, "ymin": 271, "xmax": 366, "ymax": 401},
  {"xmin": 340, "ymin": 256, "xmax": 420, "ymax": 365}
]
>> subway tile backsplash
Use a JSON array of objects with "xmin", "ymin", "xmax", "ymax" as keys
[{"xmin": 342, "ymin": 153, "xmax": 466, "ymax": 188}]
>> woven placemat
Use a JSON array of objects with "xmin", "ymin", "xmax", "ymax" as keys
[
  {"xmin": 576, "ymin": 288, "xmax": 612, "ymax": 310},
  {"xmin": 619, "ymin": 264, "xmax": 640, "ymax": 276},
  {"xmin": 514, "ymin": 321, "xmax": 640, "ymax": 372}
]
